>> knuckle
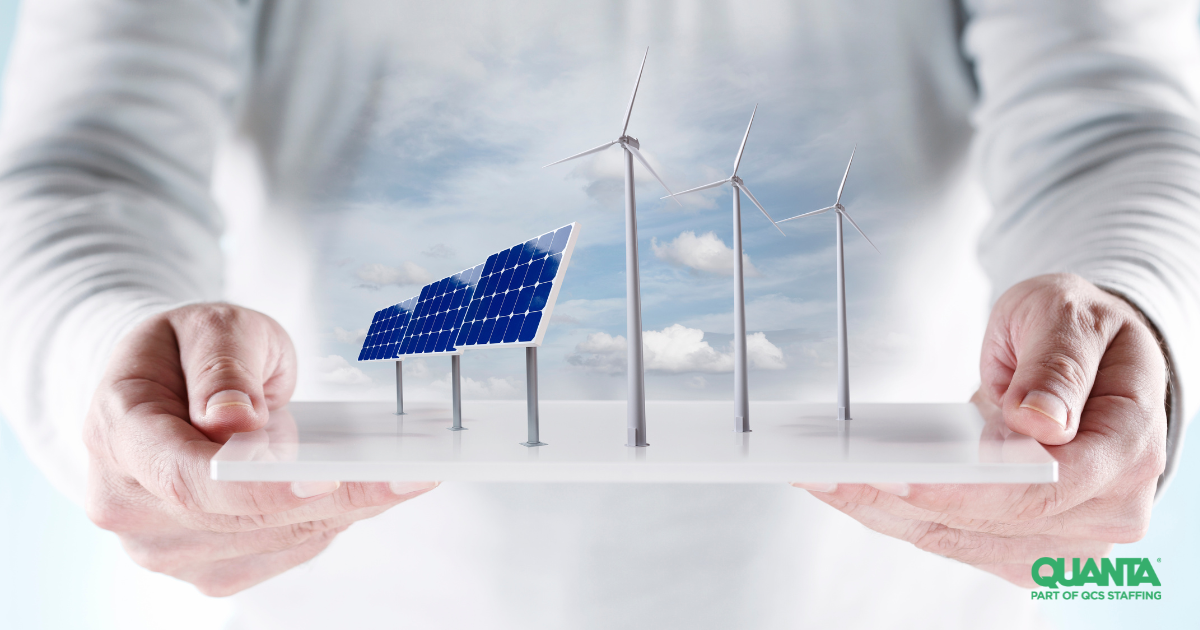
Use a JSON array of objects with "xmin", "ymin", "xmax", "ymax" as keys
[
  {"xmin": 1012, "ymin": 485, "xmax": 1062, "ymax": 521},
  {"xmin": 1034, "ymin": 351, "xmax": 1090, "ymax": 395},
  {"xmin": 86, "ymin": 494, "xmax": 130, "ymax": 532},
  {"xmin": 913, "ymin": 524, "xmax": 975, "ymax": 560},
  {"xmin": 151, "ymin": 451, "xmax": 202, "ymax": 513}
]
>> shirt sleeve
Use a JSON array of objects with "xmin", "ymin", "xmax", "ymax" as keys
[
  {"xmin": 0, "ymin": 0, "xmax": 253, "ymax": 502},
  {"xmin": 964, "ymin": 0, "xmax": 1200, "ymax": 494}
]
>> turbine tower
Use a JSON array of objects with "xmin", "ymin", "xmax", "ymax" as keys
[
  {"xmin": 778, "ymin": 146, "xmax": 877, "ymax": 422},
  {"xmin": 544, "ymin": 48, "xmax": 678, "ymax": 447},
  {"xmin": 663, "ymin": 105, "xmax": 784, "ymax": 433}
]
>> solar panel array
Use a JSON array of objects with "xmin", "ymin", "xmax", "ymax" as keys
[{"xmin": 358, "ymin": 223, "xmax": 578, "ymax": 361}]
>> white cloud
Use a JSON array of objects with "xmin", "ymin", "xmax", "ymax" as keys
[
  {"xmin": 314, "ymin": 355, "xmax": 373, "ymax": 386},
  {"xmin": 651, "ymin": 231, "xmax": 760, "ymax": 277},
  {"xmin": 421, "ymin": 244, "xmax": 455, "ymax": 258},
  {"xmin": 334, "ymin": 326, "xmax": 367, "ymax": 345},
  {"xmin": 567, "ymin": 325, "xmax": 786, "ymax": 374},
  {"xmin": 355, "ymin": 261, "xmax": 432, "ymax": 287}
]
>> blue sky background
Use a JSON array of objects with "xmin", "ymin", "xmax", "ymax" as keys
[{"xmin": 1, "ymin": 1, "xmax": 1198, "ymax": 627}]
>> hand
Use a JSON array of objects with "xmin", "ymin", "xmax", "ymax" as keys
[
  {"xmin": 83, "ymin": 303, "xmax": 438, "ymax": 596},
  {"xmin": 794, "ymin": 273, "xmax": 1168, "ymax": 586}
]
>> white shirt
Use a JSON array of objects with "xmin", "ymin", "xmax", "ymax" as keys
[{"xmin": 1, "ymin": 0, "xmax": 1198, "ymax": 627}]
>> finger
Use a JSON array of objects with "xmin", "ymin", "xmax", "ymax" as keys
[
  {"xmin": 999, "ymin": 280, "xmax": 1124, "ymax": 445},
  {"xmin": 174, "ymin": 481, "xmax": 440, "ymax": 533},
  {"xmin": 179, "ymin": 525, "xmax": 348, "ymax": 597},
  {"xmin": 805, "ymin": 490, "xmax": 1113, "ymax": 567},
  {"xmin": 169, "ymin": 305, "xmax": 297, "ymax": 442},
  {"xmin": 804, "ymin": 481, "xmax": 1154, "ymax": 543},
  {"xmin": 119, "ymin": 500, "xmax": 406, "ymax": 573}
]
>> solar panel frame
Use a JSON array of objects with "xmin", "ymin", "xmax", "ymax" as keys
[{"xmin": 356, "ymin": 222, "xmax": 578, "ymax": 361}]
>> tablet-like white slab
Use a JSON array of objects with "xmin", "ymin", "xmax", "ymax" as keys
[{"xmin": 210, "ymin": 401, "xmax": 1056, "ymax": 484}]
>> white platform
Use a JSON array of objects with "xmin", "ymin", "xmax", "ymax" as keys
[
  {"xmin": 210, "ymin": 400, "xmax": 1057, "ymax": 483},
  {"xmin": 211, "ymin": 400, "xmax": 1056, "ymax": 484}
]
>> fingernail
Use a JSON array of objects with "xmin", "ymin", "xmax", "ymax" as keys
[
  {"xmin": 792, "ymin": 482, "xmax": 838, "ymax": 493},
  {"xmin": 389, "ymin": 481, "xmax": 440, "ymax": 496},
  {"xmin": 205, "ymin": 390, "xmax": 253, "ymax": 417},
  {"xmin": 1020, "ymin": 390, "xmax": 1068, "ymax": 428},
  {"xmin": 868, "ymin": 482, "xmax": 910, "ymax": 497},
  {"xmin": 291, "ymin": 481, "xmax": 339, "ymax": 498}
]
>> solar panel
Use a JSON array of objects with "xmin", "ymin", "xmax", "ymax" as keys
[{"xmin": 357, "ymin": 222, "xmax": 579, "ymax": 361}]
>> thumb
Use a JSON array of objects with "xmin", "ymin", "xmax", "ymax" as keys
[
  {"xmin": 171, "ymin": 305, "xmax": 295, "ymax": 443},
  {"xmin": 1002, "ymin": 322, "xmax": 1105, "ymax": 446}
]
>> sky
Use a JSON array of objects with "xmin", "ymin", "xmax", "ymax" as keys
[{"xmin": 292, "ymin": 0, "xmax": 992, "ymax": 406}]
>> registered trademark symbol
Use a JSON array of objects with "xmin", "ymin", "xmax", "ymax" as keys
[{"xmin": 1157, "ymin": 558, "xmax": 1161, "ymax": 563}]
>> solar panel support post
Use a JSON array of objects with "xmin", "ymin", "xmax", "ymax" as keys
[
  {"xmin": 521, "ymin": 346, "xmax": 547, "ymax": 446},
  {"xmin": 394, "ymin": 360, "xmax": 405, "ymax": 415},
  {"xmin": 449, "ymin": 354, "xmax": 466, "ymax": 430},
  {"xmin": 732, "ymin": 188, "xmax": 751, "ymax": 433},
  {"xmin": 622, "ymin": 145, "xmax": 649, "ymax": 447}
]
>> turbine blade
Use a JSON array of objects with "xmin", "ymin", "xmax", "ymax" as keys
[
  {"xmin": 621, "ymin": 48, "xmax": 650, "ymax": 136},
  {"xmin": 732, "ymin": 104, "xmax": 757, "ymax": 177},
  {"xmin": 660, "ymin": 178, "xmax": 729, "ymax": 200},
  {"xmin": 736, "ymin": 181, "xmax": 785, "ymax": 236},
  {"xmin": 835, "ymin": 144, "xmax": 856, "ymax": 205},
  {"xmin": 839, "ymin": 208, "xmax": 880, "ymax": 253},
  {"xmin": 778, "ymin": 206, "xmax": 835, "ymax": 223},
  {"xmin": 544, "ymin": 140, "xmax": 617, "ymax": 168},
  {"xmin": 627, "ymin": 144, "xmax": 681, "ymax": 206}
]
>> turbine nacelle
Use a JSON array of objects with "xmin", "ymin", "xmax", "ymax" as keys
[{"xmin": 618, "ymin": 136, "xmax": 640, "ymax": 149}]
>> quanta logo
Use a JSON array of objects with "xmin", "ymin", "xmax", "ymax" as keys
[{"xmin": 1031, "ymin": 557, "xmax": 1161, "ymax": 589}]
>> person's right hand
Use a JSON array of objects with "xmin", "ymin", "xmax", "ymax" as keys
[{"xmin": 83, "ymin": 303, "xmax": 438, "ymax": 596}]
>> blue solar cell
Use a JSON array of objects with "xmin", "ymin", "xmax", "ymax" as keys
[
  {"xmin": 486, "ymin": 292, "xmax": 505, "ymax": 319},
  {"xmin": 455, "ymin": 321, "xmax": 473, "ymax": 346},
  {"xmin": 497, "ymin": 267, "xmax": 515, "ymax": 293},
  {"xmin": 530, "ymin": 282, "xmax": 553, "ymax": 311},
  {"xmin": 490, "ymin": 316, "xmax": 510, "ymax": 343},
  {"xmin": 452, "ymin": 306, "xmax": 467, "ymax": 330},
  {"xmin": 518, "ymin": 238, "xmax": 536, "ymax": 265},
  {"xmin": 504, "ymin": 313, "xmax": 525, "ymax": 343},
  {"xmin": 540, "ymin": 254, "xmax": 561, "ymax": 283},
  {"xmin": 483, "ymin": 273, "xmax": 501, "ymax": 297},
  {"xmin": 433, "ymin": 310, "xmax": 448, "ymax": 332},
  {"xmin": 550, "ymin": 225, "xmax": 572, "ymax": 254},
  {"xmin": 534, "ymin": 232, "xmax": 553, "ymax": 258},
  {"xmin": 483, "ymin": 252, "xmax": 500, "ymax": 276},
  {"xmin": 400, "ymin": 336, "xmax": 415, "ymax": 355},
  {"xmin": 477, "ymin": 295, "xmax": 494, "ymax": 320},
  {"xmin": 419, "ymin": 285, "xmax": 431, "ymax": 301},
  {"xmin": 500, "ymin": 290, "xmax": 520, "ymax": 317},
  {"xmin": 509, "ymin": 264, "xmax": 528, "ymax": 290},
  {"xmin": 422, "ymin": 315, "xmax": 436, "ymax": 334},
  {"xmin": 503, "ymin": 245, "xmax": 520, "ymax": 269},
  {"xmin": 464, "ymin": 320, "xmax": 482, "ymax": 345},
  {"xmin": 514, "ymin": 285, "xmax": 535, "ymax": 313},
  {"xmin": 524, "ymin": 258, "xmax": 545, "ymax": 288},
  {"xmin": 435, "ymin": 329, "xmax": 452, "ymax": 352},
  {"xmin": 421, "ymin": 333, "xmax": 436, "ymax": 353},
  {"xmin": 466, "ymin": 297, "xmax": 482, "ymax": 322},
  {"xmin": 449, "ymin": 288, "xmax": 465, "ymax": 310},
  {"xmin": 478, "ymin": 318, "xmax": 496, "ymax": 343},
  {"xmin": 519, "ymin": 312, "xmax": 542, "ymax": 342},
  {"xmin": 371, "ymin": 310, "xmax": 384, "ymax": 324},
  {"xmin": 470, "ymin": 264, "xmax": 484, "ymax": 285}
]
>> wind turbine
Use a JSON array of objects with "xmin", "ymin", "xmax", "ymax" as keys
[
  {"xmin": 778, "ymin": 146, "xmax": 877, "ymax": 422},
  {"xmin": 663, "ymin": 105, "xmax": 785, "ymax": 433},
  {"xmin": 544, "ymin": 48, "xmax": 679, "ymax": 447}
]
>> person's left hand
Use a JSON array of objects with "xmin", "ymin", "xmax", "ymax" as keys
[{"xmin": 794, "ymin": 273, "xmax": 1168, "ymax": 587}]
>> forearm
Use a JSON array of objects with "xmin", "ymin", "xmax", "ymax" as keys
[
  {"xmin": 966, "ymin": 0, "xmax": 1200, "ymax": 489},
  {"xmin": 0, "ymin": 0, "xmax": 249, "ymax": 501}
]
